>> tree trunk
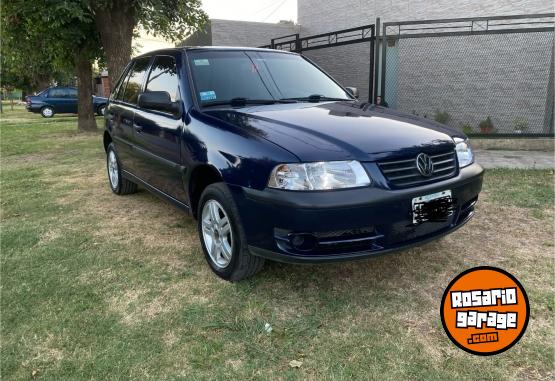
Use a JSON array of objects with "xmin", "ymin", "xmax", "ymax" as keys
[
  {"xmin": 75, "ymin": 51, "xmax": 97, "ymax": 132},
  {"xmin": 93, "ymin": 1, "xmax": 135, "ymax": 92}
]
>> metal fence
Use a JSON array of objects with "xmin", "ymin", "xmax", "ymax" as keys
[
  {"xmin": 260, "ymin": 25, "xmax": 377, "ymax": 102},
  {"xmin": 380, "ymin": 14, "xmax": 555, "ymax": 137},
  {"xmin": 263, "ymin": 13, "xmax": 555, "ymax": 137}
]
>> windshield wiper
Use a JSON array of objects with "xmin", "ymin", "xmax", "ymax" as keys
[
  {"xmin": 202, "ymin": 97, "xmax": 297, "ymax": 108},
  {"xmin": 281, "ymin": 94, "xmax": 353, "ymax": 103}
]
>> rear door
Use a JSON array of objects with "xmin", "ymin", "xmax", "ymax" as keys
[
  {"xmin": 132, "ymin": 54, "xmax": 186, "ymax": 201},
  {"xmin": 46, "ymin": 88, "xmax": 69, "ymax": 113},
  {"xmin": 66, "ymin": 88, "xmax": 78, "ymax": 113},
  {"xmin": 107, "ymin": 57, "xmax": 151, "ymax": 174}
]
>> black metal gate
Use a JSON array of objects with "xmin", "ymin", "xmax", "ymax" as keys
[
  {"xmin": 379, "ymin": 14, "xmax": 555, "ymax": 137},
  {"xmin": 260, "ymin": 25, "xmax": 377, "ymax": 102}
]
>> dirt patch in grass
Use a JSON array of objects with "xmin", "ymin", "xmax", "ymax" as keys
[
  {"xmin": 1, "ymin": 152, "xmax": 55, "ymax": 167},
  {"xmin": 55, "ymin": 163, "xmax": 198, "ymax": 254},
  {"xmin": 21, "ymin": 334, "xmax": 65, "ymax": 368},
  {"xmin": 107, "ymin": 279, "xmax": 216, "ymax": 326}
]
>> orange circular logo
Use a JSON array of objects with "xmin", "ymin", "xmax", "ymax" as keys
[{"xmin": 440, "ymin": 267, "xmax": 529, "ymax": 356}]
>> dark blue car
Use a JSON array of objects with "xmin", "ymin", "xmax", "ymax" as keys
[
  {"xmin": 26, "ymin": 87, "xmax": 108, "ymax": 118},
  {"xmin": 103, "ymin": 47, "xmax": 483, "ymax": 281}
]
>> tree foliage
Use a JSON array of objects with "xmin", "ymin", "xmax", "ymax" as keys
[
  {"xmin": 2, "ymin": 0, "xmax": 103, "ymax": 130},
  {"xmin": 1, "ymin": 1, "xmax": 102, "ymax": 88},
  {"xmin": 92, "ymin": 0, "xmax": 208, "ymax": 89},
  {"xmin": 1, "ymin": 0, "xmax": 208, "ymax": 128}
]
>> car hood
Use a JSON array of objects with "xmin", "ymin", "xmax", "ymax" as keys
[{"xmin": 204, "ymin": 101, "xmax": 464, "ymax": 162}]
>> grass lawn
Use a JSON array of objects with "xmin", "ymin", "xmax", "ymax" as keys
[{"xmin": 1, "ymin": 105, "xmax": 554, "ymax": 380}]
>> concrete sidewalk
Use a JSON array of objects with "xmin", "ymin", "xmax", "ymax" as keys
[{"xmin": 474, "ymin": 149, "xmax": 554, "ymax": 169}]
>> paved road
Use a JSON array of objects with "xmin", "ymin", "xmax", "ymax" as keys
[{"xmin": 474, "ymin": 149, "xmax": 554, "ymax": 169}]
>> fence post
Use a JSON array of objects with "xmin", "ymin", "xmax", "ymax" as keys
[
  {"xmin": 373, "ymin": 17, "xmax": 381, "ymax": 103},
  {"xmin": 380, "ymin": 21, "xmax": 387, "ymax": 100}
]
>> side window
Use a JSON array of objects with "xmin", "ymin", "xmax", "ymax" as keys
[
  {"xmin": 68, "ymin": 89, "xmax": 77, "ymax": 98},
  {"xmin": 48, "ymin": 88, "xmax": 66, "ymax": 98},
  {"xmin": 115, "ymin": 68, "xmax": 131, "ymax": 101},
  {"xmin": 122, "ymin": 57, "xmax": 151, "ymax": 104},
  {"xmin": 144, "ymin": 55, "xmax": 179, "ymax": 102},
  {"xmin": 113, "ymin": 64, "xmax": 132, "ymax": 101}
]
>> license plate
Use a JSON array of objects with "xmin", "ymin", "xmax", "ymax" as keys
[{"xmin": 412, "ymin": 190, "xmax": 453, "ymax": 224}]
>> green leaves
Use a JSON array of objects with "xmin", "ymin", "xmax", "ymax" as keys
[{"xmin": 134, "ymin": 0, "xmax": 208, "ymax": 42}]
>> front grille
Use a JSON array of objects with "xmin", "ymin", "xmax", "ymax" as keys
[{"xmin": 378, "ymin": 150, "xmax": 457, "ymax": 188}]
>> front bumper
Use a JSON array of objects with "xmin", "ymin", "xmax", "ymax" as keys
[{"xmin": 229, "ymin": 163, "xmax": 484, "ymax": 263}]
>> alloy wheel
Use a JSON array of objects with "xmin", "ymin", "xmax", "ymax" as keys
[
  {"xmin": 108, "ymin": 150, "xmax": 119, "ymax": 189},
  {"xmin": 42, "ymin": 107, "xmax": 53, "ymax": 117},
  {"xmin": 201, "ymin": 199, "xmax": 233, "ymax": 268}
]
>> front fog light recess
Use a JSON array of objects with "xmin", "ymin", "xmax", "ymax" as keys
[
  {"xmin": 454, "ymin": 138, "xmax": 474, "ymax": 168},
  {"xmin": 268, "ymin": 160, "xmax": 371, "ymax": 190}
]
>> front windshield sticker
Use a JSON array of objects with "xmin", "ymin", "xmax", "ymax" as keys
[
  {"xmin": 199, "ymin": 90, "xmax": 217, "ymax": 101},
  {"xmin": 194, "ymin": 59, "xmax": 210, "ymax": 66}
]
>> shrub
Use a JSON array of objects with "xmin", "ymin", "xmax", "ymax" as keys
[
  {"xmin": 434, "ymin": 110, "xmax": 450, "ymax": 124},
  {"xmin": 479, "ymin": 117, "xmax": 494, "ymax": 133},
  {"xmin": 461, "ymin": 124, "xmax": 473, "ymax": 135},
  {"xmin": 513, "ymin": 117, "xmax": 529, "ymax": 133}
]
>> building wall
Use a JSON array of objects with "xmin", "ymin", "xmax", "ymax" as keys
[
  {"xmin": 210, "ymin": 19, "xmax": 299, "ymax": 47},
  {"xmin": 298, "ymin": 0, "xmax": 554, "ymax": 133},
  {"xmin": 132, "ymin": 29, "xmax": 175, "ymax": 56},
  {"xmin": 298, "ymin": 0, "xmax": 554, "ymax": 35}
]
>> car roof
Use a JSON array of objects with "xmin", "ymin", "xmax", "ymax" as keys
[{"xmin": 133, "ymin": 46, "xmax": 298, "ymax": 60}]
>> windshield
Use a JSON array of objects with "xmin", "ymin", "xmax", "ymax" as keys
[{"xmin": 187, "ymin": 50, "xmax": 352, "ymax": 106}]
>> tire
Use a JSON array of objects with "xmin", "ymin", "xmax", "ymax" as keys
[
  {"xmin": 197, "ymin": 183, "xmax": 264, "ymax": 281},
  {"xmin": 106, "ymin": 143, "xmax": 137, "ymax": 195},
  {"xmin": 97, "ymin": 104, "xmax": 106, "ymax": 116},
  {"xmin": 41, "ymin": 106, "xmax": 54, "ymax": 118}
]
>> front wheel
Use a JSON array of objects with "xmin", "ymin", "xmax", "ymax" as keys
[
  {"xmin": 106, "ymin": 143, "xmax": 137, "ymax": 195},
  {"xmin": 198, "ymin": 183, "xmax": 264, "ymax": 281}
]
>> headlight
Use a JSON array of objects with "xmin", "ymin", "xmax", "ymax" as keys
[
  {"xmin": 268, "ymin": 160, "xmax": 371, "ymax": 191},
  {"xmin": 454, "ymin": 137, "xmax": 474, "ymax": 168}
]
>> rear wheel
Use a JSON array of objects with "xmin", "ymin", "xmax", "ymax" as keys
[
  {"xmin": 106, "ymin": 143, "xmax": 137, "ymax": 195},
  {"xmin": 198, "ymin": 183, "xmax": 264, "ymax": 281},
  {"xmin": 97, "ymin": 104, "xmax": 106, "ymax": 116},
  {"xmin": 41, "ymin": 106, "xmax": 54, "ymax": 118}
]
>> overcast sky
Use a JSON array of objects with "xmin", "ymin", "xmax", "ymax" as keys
[{"xmin": 201, "ymin": 0, "xmax": 297, "ymax": 23}]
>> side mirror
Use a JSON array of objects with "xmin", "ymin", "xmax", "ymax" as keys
[
  {"xmin": 138, "ymin": 91, "xmax": 182, "ymax": 116},
  {"xmin": 345, "ymin": 87, "xmax": 359, "ymax": 99}
]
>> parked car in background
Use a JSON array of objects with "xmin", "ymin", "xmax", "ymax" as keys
[
  {"xmin": 103, "ymin": 47, "xmax": 483, "ymax": 281},
  {"xmin": 25, "ymin": 87, "xmax": 108, "ymax": 118}
]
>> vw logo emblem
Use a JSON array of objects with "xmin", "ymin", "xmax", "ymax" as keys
[{"xmin": 416, "ymin": 153, "xmax": 434, "ymax": 177}]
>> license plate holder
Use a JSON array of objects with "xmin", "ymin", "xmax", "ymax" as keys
[{"xmin": 412, "ymin": 190, "xmax": 454, "ymax": 224}]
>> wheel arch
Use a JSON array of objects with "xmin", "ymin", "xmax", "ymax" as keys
[
  {"xmin": 103, "ymin": 131, "xmax": 112, "ymax": 153},
  {"xmin": 188, "ymin": 164, "xmax": 224, "ymax": 219}
]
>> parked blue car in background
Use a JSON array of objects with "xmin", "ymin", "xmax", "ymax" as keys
[
  {"xmin": 26, "ymin": 87, "xmax": 108, "ymax": 118},
  {"xmin": 103, "ymin": 47, "xmax": 483, "ymax": 281}
]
